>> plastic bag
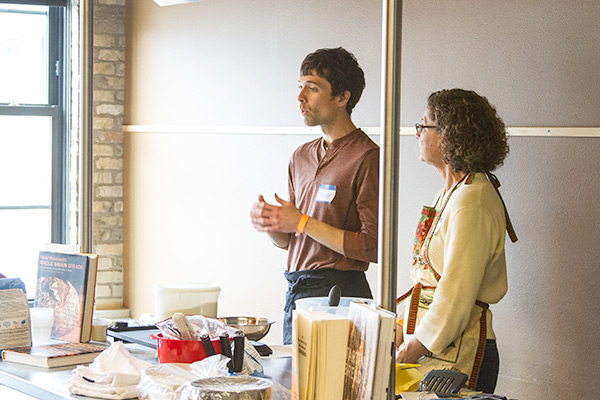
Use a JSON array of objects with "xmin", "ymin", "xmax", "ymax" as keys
[
  {"xmin": 137, "ymin": 356, "xmax": 229, "ymax": 400},
  {"xmin": 155, "ymin": 314, "xmax": 235, "ymax": 341},
  {"xmin": 138, "ymin": 363, "xmax": 198, "ymax": 400},
  {"xmin": 190, "ymin": 355, "xmax": 231, "ymax": 379}
]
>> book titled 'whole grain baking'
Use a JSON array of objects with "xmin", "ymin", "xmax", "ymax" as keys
[
  {"xmin": 1, "ymin": 342, "xmax": 105, "ymax": 368},
  {"xmin": 33, "ymin": 249, "xmax": 98, "ymax": 343}
]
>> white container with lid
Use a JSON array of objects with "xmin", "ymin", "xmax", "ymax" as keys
[
  {"xmin": 153, "ymin": 283, "xmax": 221, "ymax": 320},
  {"xmin": 295, "ymin": 296, "xmax": 376, "ymax": 317}
]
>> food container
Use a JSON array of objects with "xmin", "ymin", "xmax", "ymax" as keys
[
  {"xmin": 91, "ymin": 318, "xmax": 112, "ymax": 342},
  {"xmin": 295, "ymin": 296, "xmax": 376, "ymax": 317},
  {"xmin": 153, "ymin": 283, "xmax": 221, "ymax": 320},
  {"xmin": 180, "ymin": 376, "xmax": 272, "ymax": 400},
  {"xmin": 395, "ymin": 363, "xmax": 423, "ymax": 393},
  {"xmin": 150, "ymin": 333, "xmax": 230, "ymax": 364}
]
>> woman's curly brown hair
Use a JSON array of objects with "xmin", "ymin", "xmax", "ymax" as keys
[{"xmin": 428, "ymin": 89, "xmax": 509, "ymax": 173}]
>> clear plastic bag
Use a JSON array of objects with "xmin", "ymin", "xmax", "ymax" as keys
[
  {"xmin": 155, "ymin": 314, "xmax": 235, "ymax": 341},
  {"xmin": 138, "ymin": 355, "xmax": 291, "ymax": 400},
  {"xmin": 138, "ymin": 363, "xmax": 200, "ymax": 400},
  {"xmin": 137, "ymin": 356, "xmax": 229, "ymax": 400},
  {"xmin": 190, "ymin": 355, "xmax": 231, "ymax": 379}
]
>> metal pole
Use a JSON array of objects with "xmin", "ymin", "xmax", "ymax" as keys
[
  {"xmin": 379, "ymin": 1, "xmax": 402, "ymax": 398},
  {"xmin": 378, "ymin": 0, "xmax": 401, "ymax": 312},
  {"xmin": 79, "ymin": 0, "xmax": 93, "ymax": 253}
]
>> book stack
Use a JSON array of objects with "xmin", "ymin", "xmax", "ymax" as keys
[{"xmin": 291, "ymin": 300, "xmax": 396, "ymax": 400}]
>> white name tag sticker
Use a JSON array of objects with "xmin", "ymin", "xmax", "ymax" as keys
[{"xmin": 316, "ymin": 184, "xmax": 336, "ymax": 203}]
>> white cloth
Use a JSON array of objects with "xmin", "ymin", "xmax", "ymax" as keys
[
  {"xmin": 69, "ymin": 341, "xmax": 152, "ymax": 399},
  {"xmin": 69, "ymin": 375, "xmax": 139, "ymax": 399}
]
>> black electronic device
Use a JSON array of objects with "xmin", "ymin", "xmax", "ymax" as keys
[
  {"xmin": 106, "ymin": 321, "xmax": 159, "ymax": 348},
  {"xmin": 251, "ymin": 341, "xmax": 273, "ymax": 357},
  {"xmin": 107, "ymin": 321, "xmax": 157, "ymax": 332}
]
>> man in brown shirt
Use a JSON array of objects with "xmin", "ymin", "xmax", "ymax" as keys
[{"xmin": 250, "ymin": 47, "xmax": 379, "ymax": 344}]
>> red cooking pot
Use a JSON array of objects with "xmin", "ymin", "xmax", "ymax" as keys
[{"xmin": 150, "ymin": 333, "xmax": 230, "ymax": 363}]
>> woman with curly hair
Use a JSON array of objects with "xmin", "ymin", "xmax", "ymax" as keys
[{"xmin": 395, "ymin": 89, "xmax": 517, "ymax": 393}]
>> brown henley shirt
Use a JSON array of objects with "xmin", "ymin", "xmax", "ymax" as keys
[{"xmin": 286, "ymin": 129, "xmax": 379, "ymax": 272}]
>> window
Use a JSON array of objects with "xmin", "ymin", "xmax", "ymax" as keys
[{"xmin": 0, "ymin": 1, "xmax": 70, "ymax": 297}]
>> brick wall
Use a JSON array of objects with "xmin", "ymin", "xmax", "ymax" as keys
[{"xmin": 92, "ymin": 0, "xmax": 126, "ymax": 311}]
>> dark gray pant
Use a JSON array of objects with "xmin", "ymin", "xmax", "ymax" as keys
[
  {"xmin": 476, "ymin": 339, "xmax": 500, "ymax": 393},
  {"xmin": 282, "ymin": 268, "xmax": 372, "ymax": 345}
]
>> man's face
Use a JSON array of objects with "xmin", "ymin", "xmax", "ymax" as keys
[{"xmin": 297, "ymin": 71, "xmax": 338, "ymax": 127}]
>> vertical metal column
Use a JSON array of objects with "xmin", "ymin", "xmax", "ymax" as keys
[
  {"xmin": 79, "ymin": 0, "xmax": 93, "ymax": 253},
  {"xmin": 378, "ymin": 0, "xmax": 402, "ymax": 312},
  {"xmin": 379, "ymin": 1, "xmax": 402, "ymax": 397}
]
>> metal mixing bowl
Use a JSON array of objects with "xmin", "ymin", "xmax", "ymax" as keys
[{"xmin": 219, "ymin": 316, "xmax": 275, "ymax": 341}]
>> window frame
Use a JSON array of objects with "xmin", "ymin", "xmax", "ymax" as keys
[{"xmin": 0, "ymin": 0, "xmax": 69, "ymax": 243}]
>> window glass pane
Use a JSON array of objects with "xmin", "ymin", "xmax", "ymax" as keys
[
  {"xmin": 0, "ymin": 116, "xmax": 52, "ymax": 206},
  {"xmin": 0, "ymin": 5, "xmax": 49, "ymax": 105},
  {"xmin": 0, "ymin": 209, "xmax": 51, "ymax": 298}
]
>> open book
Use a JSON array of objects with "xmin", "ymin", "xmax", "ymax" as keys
[
  {"xmin": 291, "ymin": 300, "xmax": 395, "ymax": 400},
  {"xmin": 292, "ymin": 307, "xmax": 350, "ymax": 400},
  {"xmin": 344, "ymin": 301, "xmax": 396, "ymax": 400}
]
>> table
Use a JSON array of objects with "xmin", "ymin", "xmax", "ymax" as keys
[
  {"xmin": 0, "ymin": 343, "xmax": 157, "ymax": 400},
  {"xmin": 0, "ymin": 340, "xmax": 291, "ymax": 400}
]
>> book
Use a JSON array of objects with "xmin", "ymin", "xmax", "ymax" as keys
[
  {"xmin": 343, "ymin": 301, "xmax": 396, "ymax": 400},
  {"xmin": 291, "ymin": 307, "xmax": 350, "ymax": 400},
  {"xmin": 371, "ymin": 306, "xmax": 395, "ymax": 400},
  {"xmin": 33, "ymin": 249, "xmax": 98, "ymax": 343},
  {"xmin": 1, "ymin": 342, "xmax": 105, "ymax": 368}
]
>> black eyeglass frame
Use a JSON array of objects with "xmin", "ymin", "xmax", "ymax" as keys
[{"xmin": 415, "ymin": 123, "xmax": 436, "ymax": 133}]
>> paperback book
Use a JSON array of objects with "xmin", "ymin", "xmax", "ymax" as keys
[
  {"xmin": 291, "ymin": 307, "xmax": 350, "ymax": 400},
  {"xmin": 292, "ymin": 300, "xmax": 396, "ymax": 400},
  {"xmin": 343, "ymin": 301, "xmax": 396, "ymax": 400},
  {"xmin": 1, "ymin": 342, "xmax": 105, "ymax": 368},
  {"xmin": 33, "ymin": 249, "xmax": 98, "ymax": 342}
]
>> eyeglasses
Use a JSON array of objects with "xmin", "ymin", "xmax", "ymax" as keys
[{"xmin": 415, "ymin": 123, "xmax": 436, "ymax": 133}]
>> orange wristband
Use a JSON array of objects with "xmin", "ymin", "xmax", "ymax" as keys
[{"xmin": 297, "ymin": 214, "xmax": 310, "ymax": 234}]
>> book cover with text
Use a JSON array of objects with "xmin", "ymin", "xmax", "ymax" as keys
[{"xmin": 33, "ymin": 251, "xmax": 98, "ymax": 342}]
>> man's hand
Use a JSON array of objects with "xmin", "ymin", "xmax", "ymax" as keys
[
  {"xmin": 250, "ymin": 194, "xmax": 274, "ymax": 232},
  {"xmin": 250, "ymin": 194, "xmax": 302, "ymax": 233},
  {"xmin": 269, "ymin": 193, "xmax": 304, "ymax": 232},
  {"xmin": 250, "ymin": 193, "xmax": 345, "ymax": 255},
  {"xmin": 250, "ymin": 194, "xmax": 300, "ymax": 249}
]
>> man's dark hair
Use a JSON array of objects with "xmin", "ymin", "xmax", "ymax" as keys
[{"xmin": 301, "ymin": 47, "xmax": 365, "ymax": 115}]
